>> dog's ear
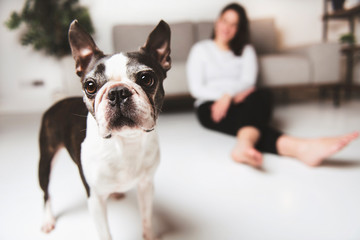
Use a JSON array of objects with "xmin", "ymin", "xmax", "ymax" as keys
[
  {"xmin": 68, "ymin": 20, "xmax": 104, "ymax": 77},
  {"xmin": 142, "ymin": 20, "xmax": 171, "ymax": 72}
]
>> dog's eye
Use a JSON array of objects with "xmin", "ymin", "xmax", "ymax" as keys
[
  {"xmin": 138, "ymin": 72, "xmax": 155, "ymax": 88},
  {"xmin": 84, "ymin": 80, "xmax": 97, "ymax": 95}
]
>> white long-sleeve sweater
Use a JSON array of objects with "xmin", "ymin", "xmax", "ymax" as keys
[{"xmin": 186, "ymin": 39, "xmax": 258, "ymax": 106}]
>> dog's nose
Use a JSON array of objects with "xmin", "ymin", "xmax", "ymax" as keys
[{"xmin": 108, "ymin": 86, "xmax": 132, "ymax": 106}]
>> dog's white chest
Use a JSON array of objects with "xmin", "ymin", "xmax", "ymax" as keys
[{"xmin": 81, "ymin": 114, "xmax": 160, "ymax": 195}]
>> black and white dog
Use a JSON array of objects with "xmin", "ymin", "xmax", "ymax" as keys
[{"xmin": 38, "ymin": 20, "xmax": 171, "ymax": 240}]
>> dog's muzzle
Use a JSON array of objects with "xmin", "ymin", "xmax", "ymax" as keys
[
  {"xmin": 108, "ymin": 86, "xmax": 132, "ymax": 107},
  {"xmin": 95, "ymin": 84, "xmax": 155, "ymax": 138}
]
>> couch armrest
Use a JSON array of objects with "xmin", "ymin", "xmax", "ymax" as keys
[
  {"xmin": 258, "ymin": 54, "xmax": 311, "ymax": 87},
  {"xmin": 281, "ymin": 43, "xmax": 342, "ymax": 84}
]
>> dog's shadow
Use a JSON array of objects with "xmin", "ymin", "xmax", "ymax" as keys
[
  {"xmin": 55, "ymin": 191, "xmax": 194, "ymax": 239},
  {"xmin": 154, "ymin": 204, "xmax": 195, "ymax": 239},
  {"xmin": 54, "ymin": 158, "xmax": 360, "ymax": 239},
  {"xmin": 110, "ymin": 192, "xmax": 195, "ymax": 239},
  {"xmin": 55, "ymin": 198, "xmax": 88, "ymax": 220}
]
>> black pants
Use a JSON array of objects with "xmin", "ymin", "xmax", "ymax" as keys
[{"xmin": 196, "ymin": 89, "xmax": 282, "ymax": 154}]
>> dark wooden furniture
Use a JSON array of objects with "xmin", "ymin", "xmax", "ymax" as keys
[{"xmin": 323, "ymin": 0, "xmax": 360, "ymax": 98}]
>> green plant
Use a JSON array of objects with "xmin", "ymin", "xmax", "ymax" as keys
[
  {"xmin": 339, "ymin": 33, "xmax": 356, "ymax": 45},
  {"xmin": 5, "ymin": 0, "xmax": 94, "ymax": 58}
]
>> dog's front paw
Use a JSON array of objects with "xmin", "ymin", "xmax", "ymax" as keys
[{"xmin": 41, "ymin": 216, "xmax": 56, "ymax": 233}]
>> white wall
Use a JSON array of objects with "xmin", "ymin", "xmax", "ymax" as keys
[
  {"xmin": 0, "ymin": 0, "xmax": 65, "ymax": 113},
  {"xmin": 1, "ymin": 0, "xmax": 359, "ymax": 113},
  {"xmin": 83, "ymin": 0, "xmax": 325, "ymax": 54}
]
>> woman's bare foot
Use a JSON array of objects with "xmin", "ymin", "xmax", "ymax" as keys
[
  {"xmin": 232, "ymin": 126, "xmax": 263, "ymax": 167},
  {"xmin": 231, "ymin": 143, "xmax": 263, "ymax": 167},
  {"xmin": 278, "ymin": 131, "xmax": 359, "ymax": 167},
  {"xmin": 296, "ymin": 131, "xmax": 359, "ymax": 166}
]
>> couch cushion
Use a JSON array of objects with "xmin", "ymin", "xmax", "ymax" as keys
[
  {"xmin": 113, "ymin": 24, "xmax": 153, "ymax": 53},
  {"xmin": 113, "ymin": 22, "xmax": 194, "ymax": 62},
  {"xmin": 250, "ymin": 19, "xmax": 277, "ymax": 54},
  {"xmin": 195, "ymin": 21, "xmax": 214, "ymax": 41},
  {"xmin": 305, "ymin": 43, "xmax": 341, "ymax": 84},
  {"xmin": 195, "ymin": 18, "xmax": 277, "ymax": 55},
  {"xmin": 169, "ymin": 22, "xmax": 195, "ymax": 61},
  {"xmin": 258, "ymin": 54, "xmax": 311, "ymax": 86},
  {"xmin": 164, "ymin": 62, "xmax": 189, "ymax": 95}
]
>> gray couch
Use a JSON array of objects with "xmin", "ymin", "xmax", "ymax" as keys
[{"xmin": 113, "ymin": 19, "xmax": 341, "ymax": 103}]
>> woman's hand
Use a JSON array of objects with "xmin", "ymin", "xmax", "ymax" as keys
[
  {"xmin": 233, "ymin": 87, "xmax": 255, "ymax": 104},
  {"xmin": 211, "ymin": 94, "xmax": 232, "ymax": 123}
]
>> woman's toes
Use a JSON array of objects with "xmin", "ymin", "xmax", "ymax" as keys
[{"xmin": 232, "ymin": 146, "xmax": 263, "ymax": 167}]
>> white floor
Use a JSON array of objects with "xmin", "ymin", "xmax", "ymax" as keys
[{"xmin": 1, "ymin": 100, "xmax": 360, "ymax": 240}]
